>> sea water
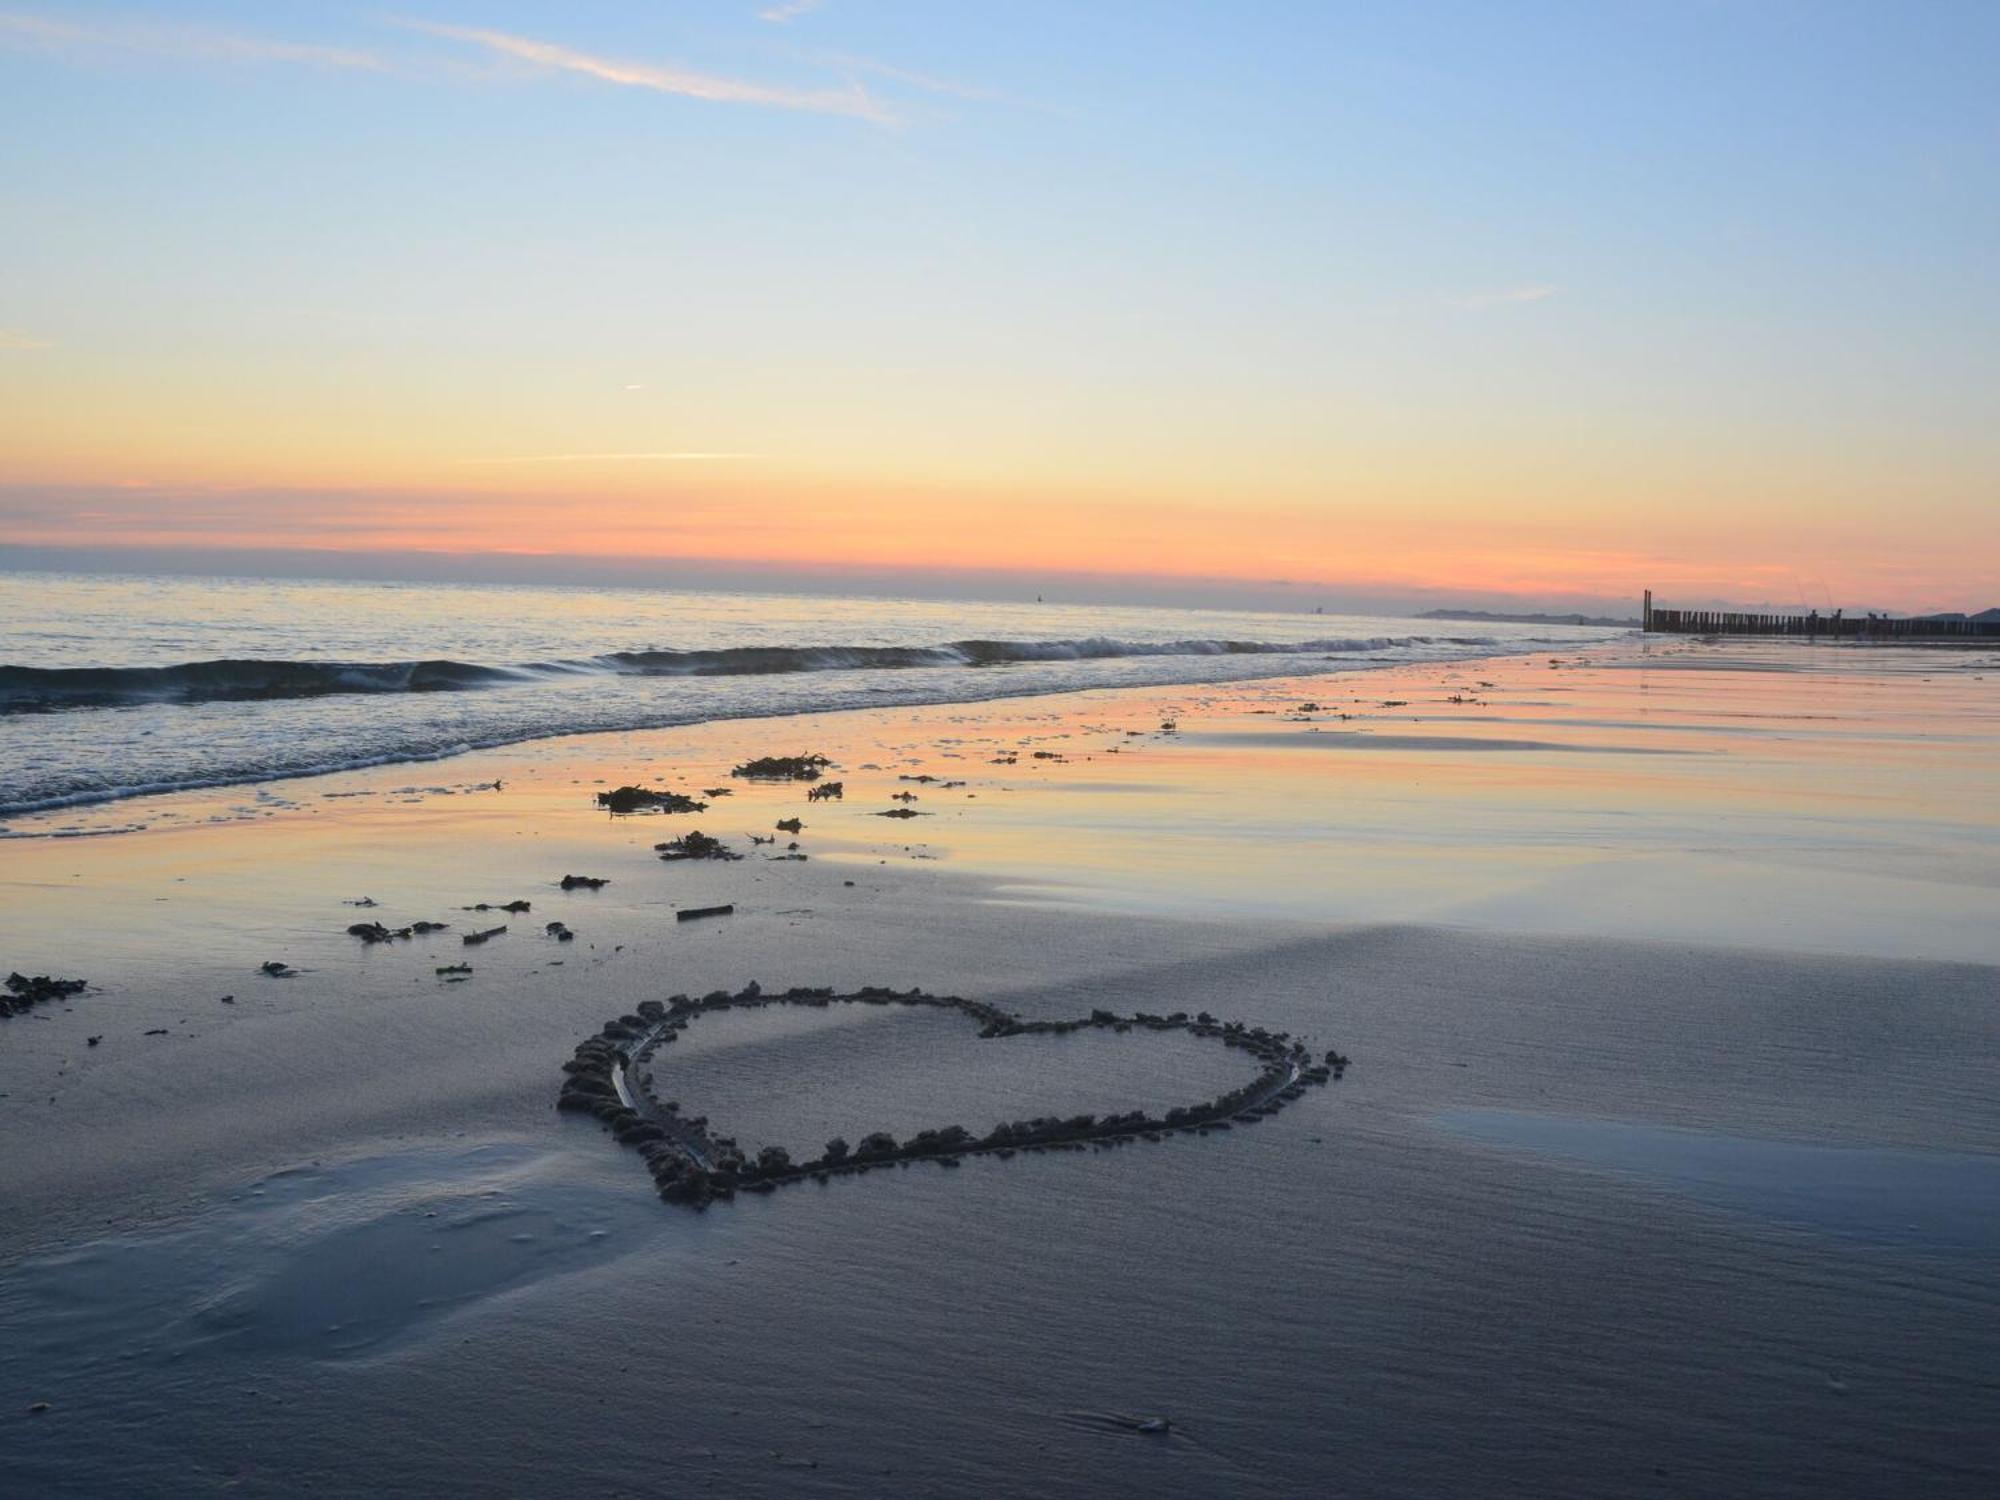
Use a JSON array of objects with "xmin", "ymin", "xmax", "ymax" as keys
[{"xmin": 0, "ymin": 569, "xmax": 1614, "ymax": 819}]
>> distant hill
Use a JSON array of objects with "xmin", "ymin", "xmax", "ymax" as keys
[
  {"xmin": 1417, "ymin": 609, "xmax": 1639, "ymax": 628},
  {"xmin": 1917, "ymin": 607, "xmax": 2000, "ymax": 623}
]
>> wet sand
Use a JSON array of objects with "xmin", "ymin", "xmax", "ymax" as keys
[{"xmin": 2, "ymin": 638, "xmax": 1997, "ymax": 1496}]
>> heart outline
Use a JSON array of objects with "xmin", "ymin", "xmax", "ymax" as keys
[{"xmin": 559, "ymin": 985, "xmax": 1348, "ymax": 1208}]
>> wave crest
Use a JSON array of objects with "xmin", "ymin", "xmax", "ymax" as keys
[{"xmin": 0, "ymin": 635, "xmax": 1479, "ymax": 711}]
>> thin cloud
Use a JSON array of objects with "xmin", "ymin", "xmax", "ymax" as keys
[
  {"xmin": 1455, "ymin": 284, "xmax": 1560, "ymax": 310},
  {"xmin": 465, "ymin": 452, "xmax": 761, "ymax": 464},
  {"xmin": 405, "ymin": 20, "xmax": 893, "ymax": 123},
  {"xmin": 0, "ymin": 11, "xmax": 383, "ymax": 70},
  {"xmin": 759, "ymin": 0, "xmax": 824, "ymax": 22},
  {"xmin": 814, "ymin": 51, "xmax": 997, "ymax": 103},
  {"xmin": 0, "ymin": 328, "xmax": 53, "ymax": 350}
]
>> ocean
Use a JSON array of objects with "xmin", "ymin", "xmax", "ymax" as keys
[{"xmin": 0, "ymin": 570, "xmax": 1616, "ymax": 820}]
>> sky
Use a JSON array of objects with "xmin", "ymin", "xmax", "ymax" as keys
[{"xmin": 2, "ymin": 1, "xmax": 1996, "ymax": 613}]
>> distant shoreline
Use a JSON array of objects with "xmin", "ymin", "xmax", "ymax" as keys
[{"xmin": 1417, "ymin": 608, "xmax": 1639, "ymax": 628}]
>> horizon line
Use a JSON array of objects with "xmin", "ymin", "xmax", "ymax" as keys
[{"xmin": 3, "ymin": 540, "xmax": 1943, "ymax": 620}]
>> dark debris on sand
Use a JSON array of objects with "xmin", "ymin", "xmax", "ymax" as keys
[
  {"xmin": 347, "ymin": 920, "xmax": 450, "ymax": 943},
  {"xmin": 597, "ymin": 786, "xmax": 709, "ymax": 815},
  {"xmin": 656, "ymin": 831, "xmax": 740, "ymax": 862},
  {"xmin": 3, "ymin": 972, "xmax": 87, "ymax": 1018},
  {"xmin": 730, "ymin": 753, "xmax": 832, "ymax": 782}
]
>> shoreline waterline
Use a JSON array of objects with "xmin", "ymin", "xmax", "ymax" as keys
[{"xmin": 0, "ymin": 635, "xmax": 1626, "ymax": 830}]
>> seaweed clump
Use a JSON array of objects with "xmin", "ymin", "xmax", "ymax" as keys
[
  {"xmin": 597, "ymin": 786, "xmax": 708, "ymax": 815},
  {"xmin": 656, "ymin": 830, "xmax": 740, "ymax": 862},
  {"xmin": 3, "ymin": 972, "xmax": 87, "ymax": 1018},
  {"xmin": 346, "ymin": 920, "xmax": 450, "ymax": 943},
  {"xmin": 730, "ymin": 754, "xmax": 832, "ymax": 782}
]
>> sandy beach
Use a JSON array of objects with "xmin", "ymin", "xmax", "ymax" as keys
[{"xmin": 1, "ymin": 636, "xmax": 1995, "ymax": 1496}]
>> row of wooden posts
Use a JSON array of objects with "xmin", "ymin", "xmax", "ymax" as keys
[{"xmin": 1641, "ymin": 591, "xmax": 2000, "ymax": 640}]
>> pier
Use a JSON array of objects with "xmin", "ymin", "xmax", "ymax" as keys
[{"xmin": 1641, "ymin": 590, "xmax": 2000, "ymax": 641}]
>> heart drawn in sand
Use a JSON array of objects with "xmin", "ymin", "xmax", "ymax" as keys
[{"xmin": 557, "ymin": 986, "xmax": 1348, "ymax": 1208}]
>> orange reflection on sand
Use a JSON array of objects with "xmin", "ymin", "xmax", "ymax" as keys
[{"xmin": 5, "ymin": 640, "xmax": 1994, "ymax": 968}]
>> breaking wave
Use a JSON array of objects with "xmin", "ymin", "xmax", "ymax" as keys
[{"xmin": 0, "ymin": 635, "xmax": 1498, "ymax": 712}]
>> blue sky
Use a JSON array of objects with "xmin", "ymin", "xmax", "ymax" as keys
[{"xmin": 2, "ymin": 2, "xmax": 1996, "ymax": 609}]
